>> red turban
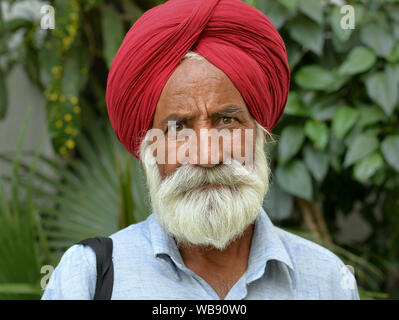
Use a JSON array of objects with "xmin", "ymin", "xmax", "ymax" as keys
[{"xmin": 106, "ymin": 0, "xmax": 290, "ymax": 159}]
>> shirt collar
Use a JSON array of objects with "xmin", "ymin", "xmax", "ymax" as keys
[
  {"xmin": 245, "ymin": 207, "xmax": 295, "ymax": 285},
  {"xmin": 148, "ymin": 214, "xmax": 186, "ymax": 280},
  {"xmin": 147, "ymin": 207, "xmax": 295, "ymax": 283}
]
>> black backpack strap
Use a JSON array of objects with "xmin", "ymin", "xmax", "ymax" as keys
[{"xmin": 77, "ymin": 237, "xmax": 114, "ymax": 300}]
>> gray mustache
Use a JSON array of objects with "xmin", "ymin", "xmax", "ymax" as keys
[{"xmin": 160, "ymin": 161, "xmax": 256, "ymax": 194}]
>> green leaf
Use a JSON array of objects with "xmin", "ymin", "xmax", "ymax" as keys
[
  {"xmin": 330, "ymin": 6, "xmax": 353, "ymax": 43},
  {"xmin": 330, "ymin": 154, "xmax": 341, "ymax": 173},
  {"xmin": 286, "ymin": 40, "xmax": 304, "ymax": 69},
  {"xmin": 39, "ymin": 39, "xmax": 61, "ymax": 78},
  {"xmin": 277, "ymin": 0, "xmax": 298, "ymax": 11},
  {"xmin": 275, "ymin": 160, "xmax": 313, "ymax": 201},
  {"xmin": 82, "ymin": 0, "xmax": 104, "ymax": 11},
  {"xmin": 295, "ymin": 65, "xmax": 338, "ymax": 91},
  {"xmin": 309, "ymin": 93, "xmax": 340, "ymax": 121},
  {"xmin": 284, "ymin": 91, "xmax": 308, "ymax": 117},
  {"xmin": 303, "ymin": 144, "xmax": 329, "ymax": 182},
  {"xmin": 61, "ymin": 45, "xmax": 88, "ymax": 96},
  {"xmin": 0, "ymin": 284, "xmax": 41, "ymax": 296},
  {"xmin": 381, "ymin": 135, "xmax": 399, "ymax": 173},
  {"xmin": 354, "ymin": 152, "xmax": 384, "ymax": 183},
  {"xmin": 0, "ymin": 3, "xmax": 3, "ymax": 37},
  {"xmin": 360, "ymin": 22, "xmax": 394, "ymax": 58},
  {"xmin": 102, "ymin": 6, "xmax": 125, "ymax": 69},
  {"xmin": 297, "ymin": 0, "xmax": 323, "ymax": 24},
  {"xmin": 0, "ymin": 69, "xmax": 7, "ymax": 119},
  {"xmin": 337, "ymin": 46, "xmax": 376, "ymax": 75},
  {"xmin": 329, "ymin": 130, "xmax": 345, "ymax": 156},
  {"xmin": 121, "ymin": 0, "xmax": 144, "ymax": 24},
  {"xmin": 387, "ymin": 42, "xmax": 399, "ymax": 63},
  {"xmin": 332, "ymin": 105, "xmax": 359, "ymax": 140},
  {"xmin": 344, "ymin": 133, "xmax": 379, "ymax": 168},
  {"xmin": 386, "ymin": 63, "xmax": 399, "ymax": 85},
  {"xmin": 2, "ymin": 18, "xmax": 32, "ymax": 33},
  {"xmin": 288, "ymin": 16, "xmax": 324, "ymax": 55},
  {"xmin": 263, "ymin": 182, "xmax": 293, "ymax": 221},
  {"xmin": 365, "ymin": 71, "xmax": 398, "ymax": 116},
  {"xmin": 258, "ymin": 0, "xmax": 294, "ymax": 29},
  {"xmin": 304, "ymin": 119, "xmax": 329, "ymax": 150},
  {"xmin": 278, "ymin": 125, "xmax": 305, "ymax": 163},
  {"xmin": 356, "ymin": 103, "xmax": 386, "ymax": 128}
]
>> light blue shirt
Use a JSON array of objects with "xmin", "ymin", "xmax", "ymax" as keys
[{"xmin": 41, "ymin": 208, "xmax": 360, "ymax": 300}]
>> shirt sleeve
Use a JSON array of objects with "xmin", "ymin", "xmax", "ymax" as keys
[{"xmin": 41, "ymin": 244, "xmax": 97, "ymax": 300}]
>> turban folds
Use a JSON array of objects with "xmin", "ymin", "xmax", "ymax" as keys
[{"xmin": 106, "ymin": 0, "xmax": 290, "ymax": 159}]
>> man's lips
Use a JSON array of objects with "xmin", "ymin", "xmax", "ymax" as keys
[
  {"xmin": 200, "ymin": 183, "xmax": 217, "ymax": 189},
  {"xmin": 197, "ymin": 183, "xmax": 225, "ymax": 190}
]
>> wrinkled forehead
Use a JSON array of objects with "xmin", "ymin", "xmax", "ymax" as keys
[{"xmin": 154, "ymin": 58, "xmax": 250, "ymax": 121}]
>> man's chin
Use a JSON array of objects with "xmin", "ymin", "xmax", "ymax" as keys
[
  {"xmin": 175, "ymin": 224, "xmax": 253, "ymax": 251},
  {"xmin": 154, "ymin": 199, "xmax": 261, "ymax": 251}
]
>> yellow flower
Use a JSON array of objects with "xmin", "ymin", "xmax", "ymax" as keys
[
  {"xmin": 65, "ymin": 126, "xmax": 73, "ymax": 134},
  {"xmin": 55, "ymin": 120, "xmax": 63, "ymax": 128},
  {"xmin": 63, "ymin": 37, "xmax": 72, "ymax": 48},
  {"xmin": 64, "ymin": 114, "xmax": 72, "ymax": 122},
  {"xmin": 51, "ymin": 66, "xmax": 61, "ymax": 75},
  {"xmin": 67, "ymin": 25, "xmax": 76, "ymax": 37},
  {"xmin": 66, "ymin": 139, "xmax": 75, "ymax": 149},
  {"xmin": 73, "ymin": 106, "xmax": 81, "ymax": 114},
  {"xmin": 70, "ymin": 96, "xmax": 78, "ymax": 105},
  {"xmin": 50, "ymin": 92, "xmax": 58, "ymax": 101},
  {"xmin": 69, "ymin": 13, "xmax": 78, "ymax": 21},
  {"xmin": 59, "ymin": 147, "xmax": 68, "ymax": 156}
]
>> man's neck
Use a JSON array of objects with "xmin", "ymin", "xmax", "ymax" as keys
[
  {"xmin": 177, "ymin": 224, "xmax": 255, "ymax": 299},
  {"xmin": 178, "ymin": 224, "xmax": 255, "ymax": 267}
]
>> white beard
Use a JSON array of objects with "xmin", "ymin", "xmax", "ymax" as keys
[{"xmin": 139, "ymin": 123, "xmax": 271, "ymax": 250}]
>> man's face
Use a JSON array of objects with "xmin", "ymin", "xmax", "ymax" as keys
[
  {"xmin": 140, "ymin": 56, "xmax": 270, "ymax": 250},
  {"xmin": 152, "ymin": 57, "xmax": 257, "ymax": 179}
]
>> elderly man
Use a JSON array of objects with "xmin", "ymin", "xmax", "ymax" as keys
[{"xmin": 42, "ymin": 0, "xmax": 359, "ymax": 300}]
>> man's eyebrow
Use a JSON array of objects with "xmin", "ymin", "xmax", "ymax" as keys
[
  {"xmin": 213, "ymin": 105, "xmax": 244, "ymax": 117},
  {"xmin": 160, "ymin": 105, "xmax": 244, "ymax": 126},
  {"xmin": 160, "ymin": 114, "xmax": 193, "ymax": 126}
]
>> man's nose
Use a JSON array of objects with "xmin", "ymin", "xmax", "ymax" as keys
[{"xmin": 192, "ymin": 129, "xmax": 227, "ymax": 168}]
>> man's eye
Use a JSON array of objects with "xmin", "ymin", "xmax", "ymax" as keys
[
  {"xmin": 221, "ymin": 117, "xmax": 234, "ymax": 125},
  {"xmin": 167, "ymin": 122, "xmax": 185, "ymax": 133}
]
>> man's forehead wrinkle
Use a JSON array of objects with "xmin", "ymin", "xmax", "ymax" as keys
[
  {"xmin": 168, "ymin": 77, "xmax": 226, "ymax": 98},
  {"xmin": 169, "ymin": 62, "xmax": 227, "ymax": 91},
  {"xmin": 157, "ymin": 62, "xmax": 248, "ymax": 123}
]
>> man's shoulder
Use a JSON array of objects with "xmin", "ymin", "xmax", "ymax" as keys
[
  {"xmin": 109, "ymin": 215, "xmax": 152, "ymax": 243},
  {"xmin": 272, "ymin": 226, "xmax": 359, "ymax": 299},
  {"xmin": 108, "ymin": 214, "xmax": 154, "ymax": 260},
  {"xmin": 273, "ymin": 226, "xmax": 350, "ymax": 276}
]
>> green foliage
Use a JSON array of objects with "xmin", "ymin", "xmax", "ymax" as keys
[
  {"xmin": 0, "ymin": 0, "xmax": 398, "ymax": 299},
  {"xmin": 1, "ymin": 114, "xmax": 150, "ymax": 251},
  {"xmin": 258, "ymin": 0, "xmax": 399, "ymax": 298},
  {"xmin": 0, "ymin": 109, "xmax": 49, "ymax": 299},
  {"xmin": 0, "ymin": 111, "xmax": 150, "ymax": 298}
]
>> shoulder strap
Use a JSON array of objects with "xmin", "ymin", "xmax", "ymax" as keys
[{"xmin": 77, "ymin": 237, "xmax": 114, "ymax": 300}]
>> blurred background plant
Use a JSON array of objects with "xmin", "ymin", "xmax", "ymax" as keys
[{"xmin": 0, "ymin": 0, "xmax": 398, "ymax": 300}]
